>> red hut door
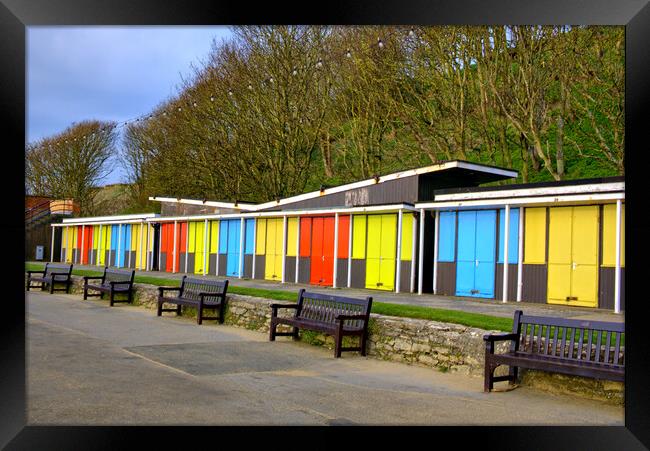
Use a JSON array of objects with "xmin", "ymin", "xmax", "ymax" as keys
[{"xmin": 310, "ymin": 217, "xmax": 335, "ymax": 286}]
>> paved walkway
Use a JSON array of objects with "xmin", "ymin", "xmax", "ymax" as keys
[
  {"xmin": 38, "ymin": 262, "xmax": 624, "ymax": 322},
  {"xmin": 26, "ymin": 291, "xmax": 623, "ymax": 425}
]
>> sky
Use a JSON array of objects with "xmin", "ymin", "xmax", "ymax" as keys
[{"xmin": 27, "ymin": 26, "xmax": 234, "ymax": 185}]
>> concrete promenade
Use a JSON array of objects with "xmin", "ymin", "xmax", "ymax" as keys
[
  {"xmin": 36, "ymin": 262, "xmax": 624, "ymax": 323},
  {"xmin": 26, "ymin": 291, "xmax": 623, "ymax": 425}
]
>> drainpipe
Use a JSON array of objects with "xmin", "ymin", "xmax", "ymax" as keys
[
  {"xmin": 239, "ymin": 218, "xmax": 245, "ymax": 279},
  {"xmin": 203, "ymin": 219, "xmax": 208, "ymax": 276},
  {"xmin": 347, "ymin": 215, "xmax": 353, "ymax": 288},
  {"xmin": 295, "ymin": 218, "xmax": 300, "ymax": 284},
  {"xmin": 252, "ymin": 219, "xmax": 257, "ymax": 279},
  {"xmin": 172, "ymin": 221, "xmax": 178, "ymax": 273},
  {"xmin": 333, "ymin": 213, "xmax": 339, "ymax": 288},
  {"xmin": 117, "ymin": 224, "xmax": 123, "ymax": 268},
  {"xmin": 410, "ymin": 212, "xmax": 417, "ymax": 293},
  {"xmin": 433, "ymin": 210, "xmax": 440, "ymax": 295},
  {"xmin": 395, "ymin": 210, "xmax": 403, "ymax": 293},
  {"xmin": 503, "ymin": 205, "xmax": 510, "ymax": 303},
  {"xmin": 614, "ymin": 200, "xmax": 622, "ymax": 314},
  {"xmin": 281, "ymin": 216, "xmax": 287, "ymax": 283},
  {"xmin": 80, "ymin": 225, "xmax": 85, "ymax": 265},
  {"xmin": 418, "ymin": 209, "xmax": 425, "ymax": 295},
  {"xmin": 516, "ymin": 209, "xmax": 524, "ymax": 302}
]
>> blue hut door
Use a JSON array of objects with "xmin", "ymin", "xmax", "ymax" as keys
[
  {"xmin": 455, "ymin": 210, "xmax": 496, "ymax": 298},
  {"xmin": 226, "ymin": 219, "xmax": 241, "ymax": 277}
]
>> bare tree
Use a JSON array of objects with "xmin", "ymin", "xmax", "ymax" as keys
[{"xmin": 26, "ymin": 120, "xmax": 117, "ymax": 214}]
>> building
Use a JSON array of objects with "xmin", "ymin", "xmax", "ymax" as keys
[{"xmin": 50, "ymin": 160, "xmax": 625, "ymax": 312}]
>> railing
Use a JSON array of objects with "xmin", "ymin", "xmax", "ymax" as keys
[{"xmin": 25, "ymin": 199, "xmax": 75, "ymax": 226}]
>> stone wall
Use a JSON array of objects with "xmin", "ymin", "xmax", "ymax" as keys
[{"xmin": 52, "ymin": 275, "xmax": 624, "ymax": 404}]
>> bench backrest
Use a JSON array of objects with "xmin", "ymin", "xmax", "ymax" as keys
[
  {"xmin": 295, "ymin": 290, "xmax": 372, "ymax": 329},
  {"xmin": 104, "ymin": 268, "xmax": 135, "ymax": 284},
  {"xmin": 179, "ymin": 276, "xmax": 228, "ymax": 302},
  {"xmin": 512, "ymin": 310, "xmax": 625, "ymax": 367},
  {"xmin": 44, "ymin": 263, "xmax": 73, "ymax": 279}
]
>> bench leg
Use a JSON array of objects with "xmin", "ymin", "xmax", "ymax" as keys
[
  {"xmin": 360, "ymin": 332, "xmax": 368, "ymax": 356},
  {"xmin": 219, "ymin": 302, "xmax": 225, "ymax": 324},
  {"xmin": 176, "ymin": 304, "xmax": 182, "ymax": 316},
  {"xmin": 509, "ymin": 365, "xmax": 518, "ymax": 385},
  {"xmin": 484, "ymin": 361, "xmax": 497, "ymax": 392},
  {"xmin": 66, "ymin": 281, "xmax": 71, "ymax": 294},
  {"xmin": 128, "ymin": 290, "xmax": 133, "ymax": 304},
  {"xmin": 157, "ymin": 300, "xmax": 162, "ymax": 317},
  {"xmin": 83, "ymin": 285, "xmax": 88, "ymax": 300},
  {"xmin": 334, "ymin": 331, "xmax": 343, "ymax": 358},
  {"xmin": 26, "ymin": 279, "xmax": 30, "ymax": 291},
  {"xmin": 49, "ymin": 283, "xmax": 54, "ymax": 294},
  {"xmin": 197, "ymin": 301, "xmax": 203, "ymax": 325},
  {"xmin": 269, "ymin": 319, "xmax": 277, "ymax": 341},
  {"xmin": 109, "ymin": 290, "xmax": 114, "ymax": 307},
  {"xmin": 292, "ymin": 327, "xmax": 299, "ymax": 341}
]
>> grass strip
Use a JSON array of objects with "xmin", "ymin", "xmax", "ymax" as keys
[{"xmin": 31, "ymin": 262, "xmax": 617, "ymax": 334}]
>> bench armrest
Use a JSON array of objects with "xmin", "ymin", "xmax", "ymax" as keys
[
  {"xmin": 336, "ymin": 314, "xmax": 368, "ymax": 322},
  {"xmin": 109, "ymin": 280, "xmax": 132, "ymax": 286},
  {"xmin": 270, "ymin": 303, "xmax": 299, "ymax": 309},
  {"xmin": 483, "ymin": 333, "xmax": 518, "ymax": 343},
  {"xmin": 158, "ymin": 286, "xmax": 181, "ymax": 295},
  {"xmin": 26, "ymin": 270, "xmax": 46, "ymax": 275},
  {"xmin": 83, "ymin": 276, "xmax": 104, "ymax": 281},
  {"xmin": 49, "ymin": 272, "xmax": 71, "ymax": 278}
]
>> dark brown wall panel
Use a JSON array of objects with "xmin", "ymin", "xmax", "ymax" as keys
[
  {"xmin": 265, "ymin": 176, "xmax": 419, "ymax": 211},
  {"xmin": 495, "ymin": 264, "xmax": 519, "ymax": 301},
  {"xmin": 298, "ymin": 257, "xmax": 310, "ymax": 284},
  {"xmin": 336, "ymin": 259, "xmax": 348, "ymax": 287},
  {"xmin": 244, "ymin": 255, "xmax": 253, "ymax": 278},
  {"xmin": 209, "ymin": 254, "xmax": 218, "ymax": 275},
  {"xmin": 350, "ymin": 259, "xmax": 366, "ymax": 289},
  {"xmin": 521, "ymin": 264, "xmax": 547, "ymax": 304},
  {"xmin": 177, "ymin": 252, "xmax": 185, "ymax": 272},
  {"xmin": 436, "ymin": 262, "xmax": 456, "ymax": 296},
  {"xmin": 253, "ymin": 256, "xmax": 265, "ymax": 279},
  {"xmin": 400, "ymin": 261, "xmax": 412, "ymax": 292},
  {"xmin": 284, "ymin": 256, "xmax": 296, "ymax": 283},
  {"xmin": 217, "ymin": 255, "xmax": 228, "ymax": 276},
  {"xmin": 599, "ymin": 267, "xmax": 625, "ymax": 311}
]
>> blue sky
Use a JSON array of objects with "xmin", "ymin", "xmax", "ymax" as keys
[{"xmin": 27, "ymin": 26, "xmax": 233, "ymax": 185}]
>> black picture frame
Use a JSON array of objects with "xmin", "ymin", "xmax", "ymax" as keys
[{"xmin": 3, "ymin": 0, "xmax": 649, "ymax": 448}]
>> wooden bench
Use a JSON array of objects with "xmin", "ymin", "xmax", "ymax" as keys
[
  {"xmin": 26, "ymin": 263, "xmax": 73, "ymax": 294},
  {"xmin": 269, "ymin": 289, "xmax": 373, "ymax": 358},
  {"xmin": 157, "ymin": 276, "xmax": 229, "ymax": 325},
  {"xmin": 483, "ymin": 310, "xmax": 624, "ymax": 392},
  {"xmin": 83, "ymin": 267, "xmax": 135, "ymax": 306}
]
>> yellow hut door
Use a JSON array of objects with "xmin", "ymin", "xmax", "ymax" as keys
[
  {"xmin": 548, "ymin": 206, "xmax": 599, "ymax": 308},
  {"xmin": 365, "ymin": 214, "xmax": 397, "ymax": 291}
]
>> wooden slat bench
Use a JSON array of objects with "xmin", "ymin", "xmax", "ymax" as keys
[
  {"xmin": 26, "ymin": 263, "xmax": 73, "ymax": 294},
  {"xmin": 83, "ymin": 267, "xmax": 135, "ymax": 306},
  {"xmin": 157, "ymin": 276, "xmax": 229, "ymax": 325},
  {"xmin": 483, "ymin": 310, "xmax": 624, "ymax": 392},
  {"xmin": 269, "ymin": 289, "xmax": 373, "ymax": 358}
]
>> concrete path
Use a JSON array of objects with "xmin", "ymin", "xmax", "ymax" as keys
[
  {"xmin": 26, "ymin": 291, "xmax": 623, "ymax": 426},
  {"xmin": 43, "ymin": 262, "xmax": 623, "ymax": 322}
]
